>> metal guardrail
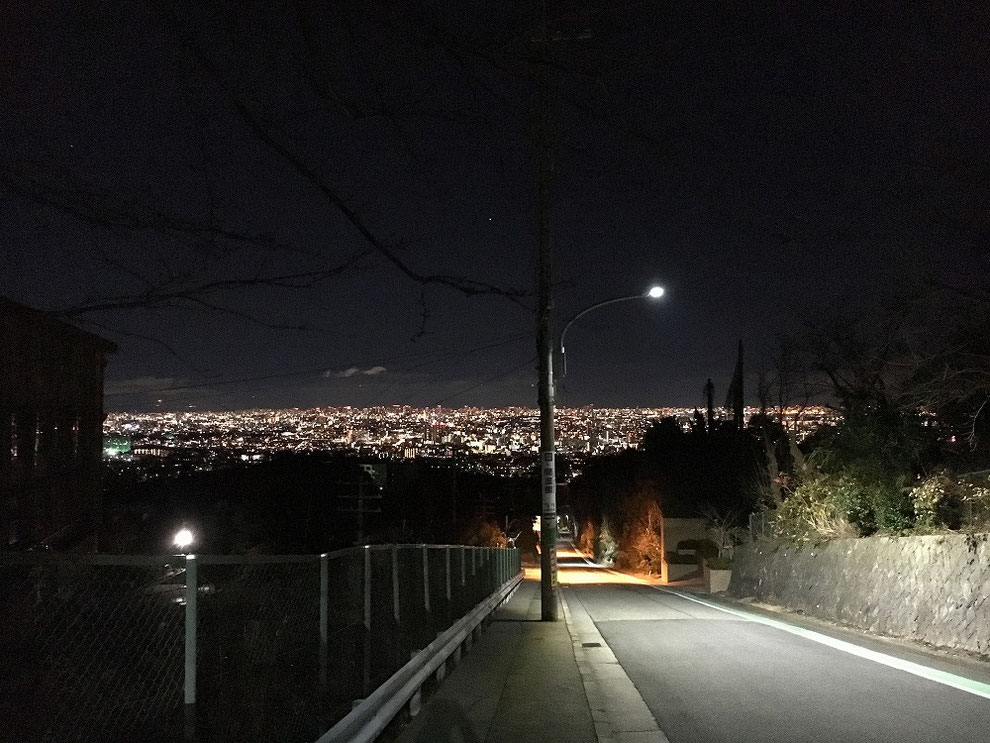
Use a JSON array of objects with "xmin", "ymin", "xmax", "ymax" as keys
[
  {"xmin": 317, "ymin": 571, "xmax": 523, "ymax": 743},
  {"xmin": 0, "ymin": 545, "xmax": 522, "ymax": 743}
]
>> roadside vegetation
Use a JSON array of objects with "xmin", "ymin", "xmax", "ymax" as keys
[{"xmin": 571, "ymin": 286, "xmax": 990, "ymax": 565}]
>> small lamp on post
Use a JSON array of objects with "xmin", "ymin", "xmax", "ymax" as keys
[{"xmin": 173, "ymin": 527, "xmax": 194, "ymax": 553}]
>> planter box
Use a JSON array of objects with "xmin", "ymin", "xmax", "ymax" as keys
[
  {"xmin": 707, "ymin": 568, "xmax": 732, "ymax": 593},
  {"xmin": 661, "ymin": 561, "xmax": 700, "ymax": 583}
]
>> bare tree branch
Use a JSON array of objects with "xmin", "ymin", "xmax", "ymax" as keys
[{"xmin": 159, "ymin": 4, "xmax": 530, "ymax": 306}]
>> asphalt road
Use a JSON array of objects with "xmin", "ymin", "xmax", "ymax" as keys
[{"xmin": 561, "ymin": 573, "xmax": 990, "ymax": 743}]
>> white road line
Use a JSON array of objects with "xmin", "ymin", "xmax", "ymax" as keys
[{"xmin": 658, "ymin": 587, "xmax": 990, "ymax": 702}]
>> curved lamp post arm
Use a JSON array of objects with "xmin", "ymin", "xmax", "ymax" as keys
[{"xmin": 559, "ymin": 293, "xmax": 651, "ymax": 379}]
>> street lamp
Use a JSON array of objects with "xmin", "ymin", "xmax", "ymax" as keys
[
  {"xmin": 173, "ymin": 528, "xmax": 194, "ymax": 552},
  {"xmin": 534, "ymin": 283, "xmax": 664, "ymax": 621},
  {"xmin": 559, "ymin": 285, "xmax": 665, "ymax": 379}
]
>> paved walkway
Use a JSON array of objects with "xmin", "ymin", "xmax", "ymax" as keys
[
  {"xmin": 394, "ymin": 577, "xmax": 667, "ymax": 743},
  {"xmin": 395, "ymin": 578, "xmax": 593, "ymax": 743}
]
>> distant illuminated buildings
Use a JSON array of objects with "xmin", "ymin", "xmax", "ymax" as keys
[{"xmin": 104, "ymin": 404, "xmax": 839, "ymax": 481}]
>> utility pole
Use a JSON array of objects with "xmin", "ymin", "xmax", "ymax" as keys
[
  {"xmin": 357, "ymin": 480, "xmax": 364, "ymax": 545},
  {"xmin": 533, "ymin": 3, "xmax": 557, "ymax": 621}
]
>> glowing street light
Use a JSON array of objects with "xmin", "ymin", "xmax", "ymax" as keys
[
  {"xmin": 559, "ymin": 285, "xmax": 666, "ymax": 379},
  {"xmin": 534, "ymin": 284, "xmax": 665, "ymax": 621},
  {"xmin": 173, "ymin": 528, "xmax": 194, "ymax": 551}
]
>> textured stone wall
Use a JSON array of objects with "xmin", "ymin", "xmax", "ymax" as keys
[{"xmin": 729, "ymin": 534, "xmax": 990, "ymax": 657}]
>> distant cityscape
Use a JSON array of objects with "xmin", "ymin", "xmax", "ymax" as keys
[{"xmin": 103, "ymin": 405, "xmax": 839, "ymax": 479}]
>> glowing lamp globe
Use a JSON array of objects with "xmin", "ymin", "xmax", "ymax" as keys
[{"xmin": 173, "ymin": 528, "xmax": 194, "ymax": 550}]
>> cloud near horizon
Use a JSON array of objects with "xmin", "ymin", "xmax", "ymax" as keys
[
  {"xmin": 331, "ymin": 365, "xmax": 387, "ymax": 378},
  {"xmin": 105, "ymin": 376, "xmax": 191, "ymax": 397}
]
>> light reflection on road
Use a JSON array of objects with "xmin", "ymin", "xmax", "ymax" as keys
[{"xmin": 523, "ymin": 544, "xmax": 659, "ymax": 585}]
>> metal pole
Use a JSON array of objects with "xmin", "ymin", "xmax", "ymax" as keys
[
  {"xmin": 392, "ymin": 546, "xmax": 400, "ymax": 623},
  {"xmin": 320, "ymin": 553, "xmax": 328, "ymax": 690},
  {"xmin": 183, "ymin": 554, "xmax": 198, "ymax": 741},
  {"xmin": 538, "ymin": 297, "xmax": 558, "ymax": 623},
  {"xmin": 422, "ymin": 546, "xmax": 430, "ymax": 612},
  {"xmin": 445, "ymin": 546, "xmax": 451, "ymax": 602},
  {"xmin": 363, "ymin": 546, "xmax": 371, "ymax": 696},
  {"xmin": 356, "ymin": 480, "xmax": 364, "ymax": 545},
  {"xmin": 560, "ymin": 294, "xmax": 654, "ymax": 380},
  {"xmin": 532, "ymin": 6, "xmax": 558, "ymax": 622}
]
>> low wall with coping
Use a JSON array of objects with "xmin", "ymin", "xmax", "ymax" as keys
[{"xmin": 729, "ymin": 534, "xmax": 990, "ymax": 656}]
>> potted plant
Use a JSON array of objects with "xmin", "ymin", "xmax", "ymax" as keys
[
  {"xmin": 700, "ymin": 505, "xmax": 744, "ymax": 593},
  {"xmin": 704, "ymin": 554, "xmax": 733, "ymax": 593}
]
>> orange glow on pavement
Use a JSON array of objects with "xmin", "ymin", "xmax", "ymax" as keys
[
  {"xmin": 524, "ymin": 542, "xmax": 670, "ymax": 585},
  {"xmin": 524, "ymin": 564, "xmax": 652, "ymax": 584},
  {"xmin": 524, "ymin": 563, "xmax": 661, "ymax": 585},
  {"xmin": 559, "ymin": 567, "xmax": 652, "ymax": 585}
]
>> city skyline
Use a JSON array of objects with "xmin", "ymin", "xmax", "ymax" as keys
[{"xmin": 104, "ymin": 403, "xmax": 838, "ymax": 464}]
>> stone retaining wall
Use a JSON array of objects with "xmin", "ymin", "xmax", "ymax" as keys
[{"xmin": 729, "ymin": 534, "xmax": 990, "ymax": 656}]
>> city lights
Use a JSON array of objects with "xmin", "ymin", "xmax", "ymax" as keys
[{"xmin": 104, "ymin": 405, "xmax": 838, "ymax": 480}]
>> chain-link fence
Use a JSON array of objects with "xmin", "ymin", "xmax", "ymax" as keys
[
  {"xmin": 748, "ymin": 511, "xmax": 772, "ymax": 540},
  {"xmin": 0, "ymin": 546, "xmax": 521, "ymax": 743}
]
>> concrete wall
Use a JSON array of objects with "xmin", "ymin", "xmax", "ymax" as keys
[
  {"xmin": 659, "ymin": 518, "xmax": 707, "ymax": 583},
  {"xmin": 729, "ymin": 534, "xmax": 990, "ymax": 657},
  {"xmin": 661, "ymin": 518, "xmax": 707, "ymax": 553}
]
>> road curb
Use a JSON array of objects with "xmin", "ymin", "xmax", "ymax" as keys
[{"xmin": 560, "ymin": 587, "xmax": 671, "ymax": 743}]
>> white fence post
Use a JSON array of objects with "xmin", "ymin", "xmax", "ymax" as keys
[
  {"xmin": 183, "ymin": 554, "xmax": 197, "ymax": 742},
  {"xmin": 320, "ymin": 553, "xmax": 328, "ymax": 690},
  {"xmin": 422, "ymin": 546, "xmax": 430, "ymax": 612},
  {"xmin": 363, "ymin": 546, "xmax": 372, "ymax": 696},
  {"xmin": 392, "ymin": 546, "xmax": 400, "ymax": 623},
  {"xmin": 445, "ymin": 547, "xmax": 451, "ymax": 602}
]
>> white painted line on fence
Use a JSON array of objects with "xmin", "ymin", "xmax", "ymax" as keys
[{"xmin": 660, "ymin": 588, "xmax": 990, "ymax": 701}]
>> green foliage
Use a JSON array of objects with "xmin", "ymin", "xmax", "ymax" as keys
[
  {"xmin": 676, "ymin": 538, "xmax": 719, "ymax": 560},
  {"xmin": 706, "ymin": 555, "xmax": 733, "ymax": 570},
  {"xmin": 665, "ymin": 551, "xmax": 701, "ymax": 565},
  {"xmin": 774, "ymin": 466, "xmax": 990, "ymax": 542},
  {"xmin": 595, "ymin": 519, "xmax": 618, "ymax": 565},
  {"xmin": 827, "ymin": 469, "xmax": 913, "ymax": 534},
  {"xmin": 911, "ymin": 474, "xmax": 944, "ymax": 530},
  {"xmin": 775, "ymin": 410, "xmax": 937, "ymax": 538},
  {"xmin": 910, "ymin": 473, "xmax": 990, "ymax": 532},
  {"xmin": 772, "ymin": 475, "xmax": 860, "ymax": 542},
  {"xmin": 806, "ymin": 409, "xmax": 937, "ymax": 481},
  {"xmin": 461, "ymin": 519, "xmax": 508, "ymax": 547}
]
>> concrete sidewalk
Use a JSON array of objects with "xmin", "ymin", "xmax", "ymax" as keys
[
  {"xmin": 394, "ymin": 578, "xmax": 667, "ymax": 743},
  {"xmin": 394, "ymin": 578, "xmax": 596, "ymax": 743}
]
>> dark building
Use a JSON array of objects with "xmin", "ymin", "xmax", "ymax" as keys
[{"xmin": 0, "ymin": 298, "xmax": 116, "ymax": 550}]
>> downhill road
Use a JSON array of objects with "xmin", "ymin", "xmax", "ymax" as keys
[{"xmin": 557, "ymin": 547, "xmax": 990, "ymax": 743}]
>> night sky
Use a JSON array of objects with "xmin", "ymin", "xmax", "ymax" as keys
[{"xmin": 3, "ymin": 2, "xmax": 985, "ymax": 411}]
